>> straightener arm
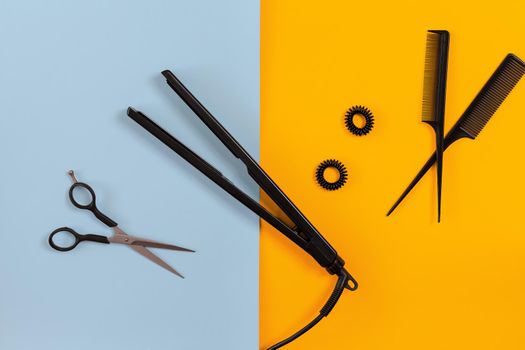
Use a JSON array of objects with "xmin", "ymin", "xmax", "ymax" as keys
[
  {"xmin": 161, "ymin": 70, "xmax": 343, "ymax": 273},
  {"xmin": 127, "ymin": 108, "xmax": 308, "ymax": 249}
]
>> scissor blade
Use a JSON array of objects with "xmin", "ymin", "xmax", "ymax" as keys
[
  {"xmin": 128, "ymin": 245, "xmax": 184, "ymax": 278},
  {"xmin": 132, "ymin": 240, "xmax": 195, "ymax": 252}
]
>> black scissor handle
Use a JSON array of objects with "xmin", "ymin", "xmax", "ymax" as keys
[
  {"xmin": 48, "ymin": 227, "xmax": 110, "ymax": 252},
  {"xmin": 69, "ymin": 182, "xmax": 117, "ymax": 227}
]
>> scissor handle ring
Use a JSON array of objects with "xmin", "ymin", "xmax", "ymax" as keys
[
  {"xmin": 69, "ymin": 182, "xmax": 96, "ymax": 210},
  {"xmin": 49, "ymin": 227, "xmax": 80, "ymax": 252}
]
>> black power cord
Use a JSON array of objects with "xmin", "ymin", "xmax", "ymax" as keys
[{"xmin": 267, "ymin": 271, "xmax": 351, "ymax": 349}]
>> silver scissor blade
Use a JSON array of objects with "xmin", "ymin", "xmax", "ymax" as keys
[
  {"xmin": 131, "ymin": 240, "xmax": 195, "ymax": 252},
  {"xmin": 109, "ymin": 228, "xmax": 194, "ymax": 252},
  {"xmin": 129, "ymin": 245, "xmax": 184, "ymax": 278}
]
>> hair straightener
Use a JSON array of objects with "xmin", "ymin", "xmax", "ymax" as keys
[{"xmin": 127, "ymin": 70, "xmax": 358, "ymax": 349}]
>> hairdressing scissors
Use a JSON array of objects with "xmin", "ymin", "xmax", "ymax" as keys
[{"xmin": 48, "ymin": 170, "xmax": 194, "ymax": 278}]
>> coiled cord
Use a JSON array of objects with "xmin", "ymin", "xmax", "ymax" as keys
[{"xmin": 266, "ymin": 272, "xmax": 349, "ymax": 349}]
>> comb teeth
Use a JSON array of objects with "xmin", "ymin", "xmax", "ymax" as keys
[
  {"xmin": 422, "ymin": 31, "xmax": 440, "ymax": 121},
  {"xmin": 459, "ymin": 54, "xmax": 525, "ymax": 137}
]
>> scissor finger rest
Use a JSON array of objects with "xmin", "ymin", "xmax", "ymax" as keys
[{"xmin": 49, "ymin": 227, "xmax": 109, "ymax": 252}]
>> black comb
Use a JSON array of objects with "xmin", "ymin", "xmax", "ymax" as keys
[
  {"xmin": 422, "ymin": 30, "xmax": 450, "ymax": 222},
  {"xmin": 387, "ymin": 53, "xmax": 525, "ymax": 216}
]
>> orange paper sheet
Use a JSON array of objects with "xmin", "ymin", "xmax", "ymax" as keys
[{"xmin": 260, "ymin": 1, "xmax": 525, "ymax": 348}]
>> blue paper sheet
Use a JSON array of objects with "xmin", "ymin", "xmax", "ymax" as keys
[{"xmin": 0, "ymin": 1, "xmax": 259, "ymax": 349}]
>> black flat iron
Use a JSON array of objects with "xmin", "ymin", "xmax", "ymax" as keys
[{"xmin": 127, "ymin": 70, "xmax": 358, "ymax": 349}]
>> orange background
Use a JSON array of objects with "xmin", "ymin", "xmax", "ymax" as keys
[{"xmin": 260, "ymin": 1, "xmax": 525, "ymax": 349}]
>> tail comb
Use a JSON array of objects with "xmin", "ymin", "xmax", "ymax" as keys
[
  {"xmin": 387, "ymin": 53, "xmax": 525, "ymax": 217},
  {"xmin": 422, "ymin": 30, "xmax": 450, "ymax": 222}
]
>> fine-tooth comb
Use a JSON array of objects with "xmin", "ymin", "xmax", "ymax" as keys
[
  {"xmin": 387, "ymin": 53, "xmax": 525, "ymax": 216},
  {"xmin": 422, "ymin": 30, "xmax": 450, "ymax": 222}
]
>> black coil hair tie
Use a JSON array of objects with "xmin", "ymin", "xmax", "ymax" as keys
[
  {"xmin": 315, "ymin": 159, "xmax": 348, "ymax": 191},
  {"xmin": 345, "ymin": 105, "xmax": 374, "ymax": 136}
]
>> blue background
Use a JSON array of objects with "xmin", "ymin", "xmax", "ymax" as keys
[{"xmin": 0, "ymin": 1, "xmax": 259, "ymax": 349}]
